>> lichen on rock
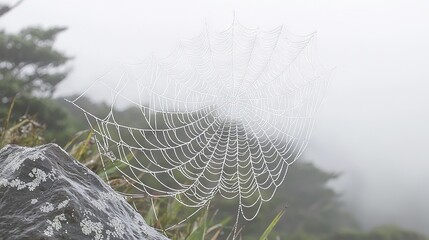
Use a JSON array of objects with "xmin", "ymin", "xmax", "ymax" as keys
[{"xmin": 0, "ymin": 144, "xmax": 169, "ymax": 240}]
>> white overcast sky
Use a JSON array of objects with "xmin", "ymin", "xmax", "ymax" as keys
[{"xmin": 2, "ymin": 0, "xmax": 429, "ymax": 234}]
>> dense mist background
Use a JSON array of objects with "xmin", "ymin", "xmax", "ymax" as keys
[{"xmin": 2, "ymin": 0, "xmax": 428, "ymax": 235}]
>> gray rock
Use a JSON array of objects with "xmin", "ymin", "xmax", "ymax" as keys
[{"xmin": 0, "ymin": 144, "xmax": 169, "ymax": 240}]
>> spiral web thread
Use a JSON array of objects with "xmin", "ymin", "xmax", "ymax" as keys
[{"xmin": 68, "ymin": 19, "xmax": 330, "ymax": 236}]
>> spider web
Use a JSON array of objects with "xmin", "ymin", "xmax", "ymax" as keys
[{"xmin": 68, "ymin": 19, "xmax": 330, "ymax": 235}]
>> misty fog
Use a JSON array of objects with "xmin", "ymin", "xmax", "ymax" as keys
[{"xmin": 2, "ymin": 0, "xmax": 429, "ymax": 235}]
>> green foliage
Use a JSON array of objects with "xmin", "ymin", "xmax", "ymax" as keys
[
  {"xmin": 0, "ymin": 113, "xmax": 45, "ymax": 148},
  {"xmin": 0, "ymin": 99, "xmax": 44, "ymax": 148},
  {"xmin": 0, "ymin": 26, "xmax": 75, "ymax": 145},
  {"xmin": 0, "ymin": 26, "xmax": 70, "ymax": 98}
]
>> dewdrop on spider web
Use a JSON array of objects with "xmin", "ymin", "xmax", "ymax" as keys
[{"xmin": 68, "ymin": 18, "xmax": 330, "ymax": 237}]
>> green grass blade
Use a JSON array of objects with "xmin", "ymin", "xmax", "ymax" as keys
[{"xmin": 258, "ymin": 207, "xmax": 286, "ymax": 240}]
